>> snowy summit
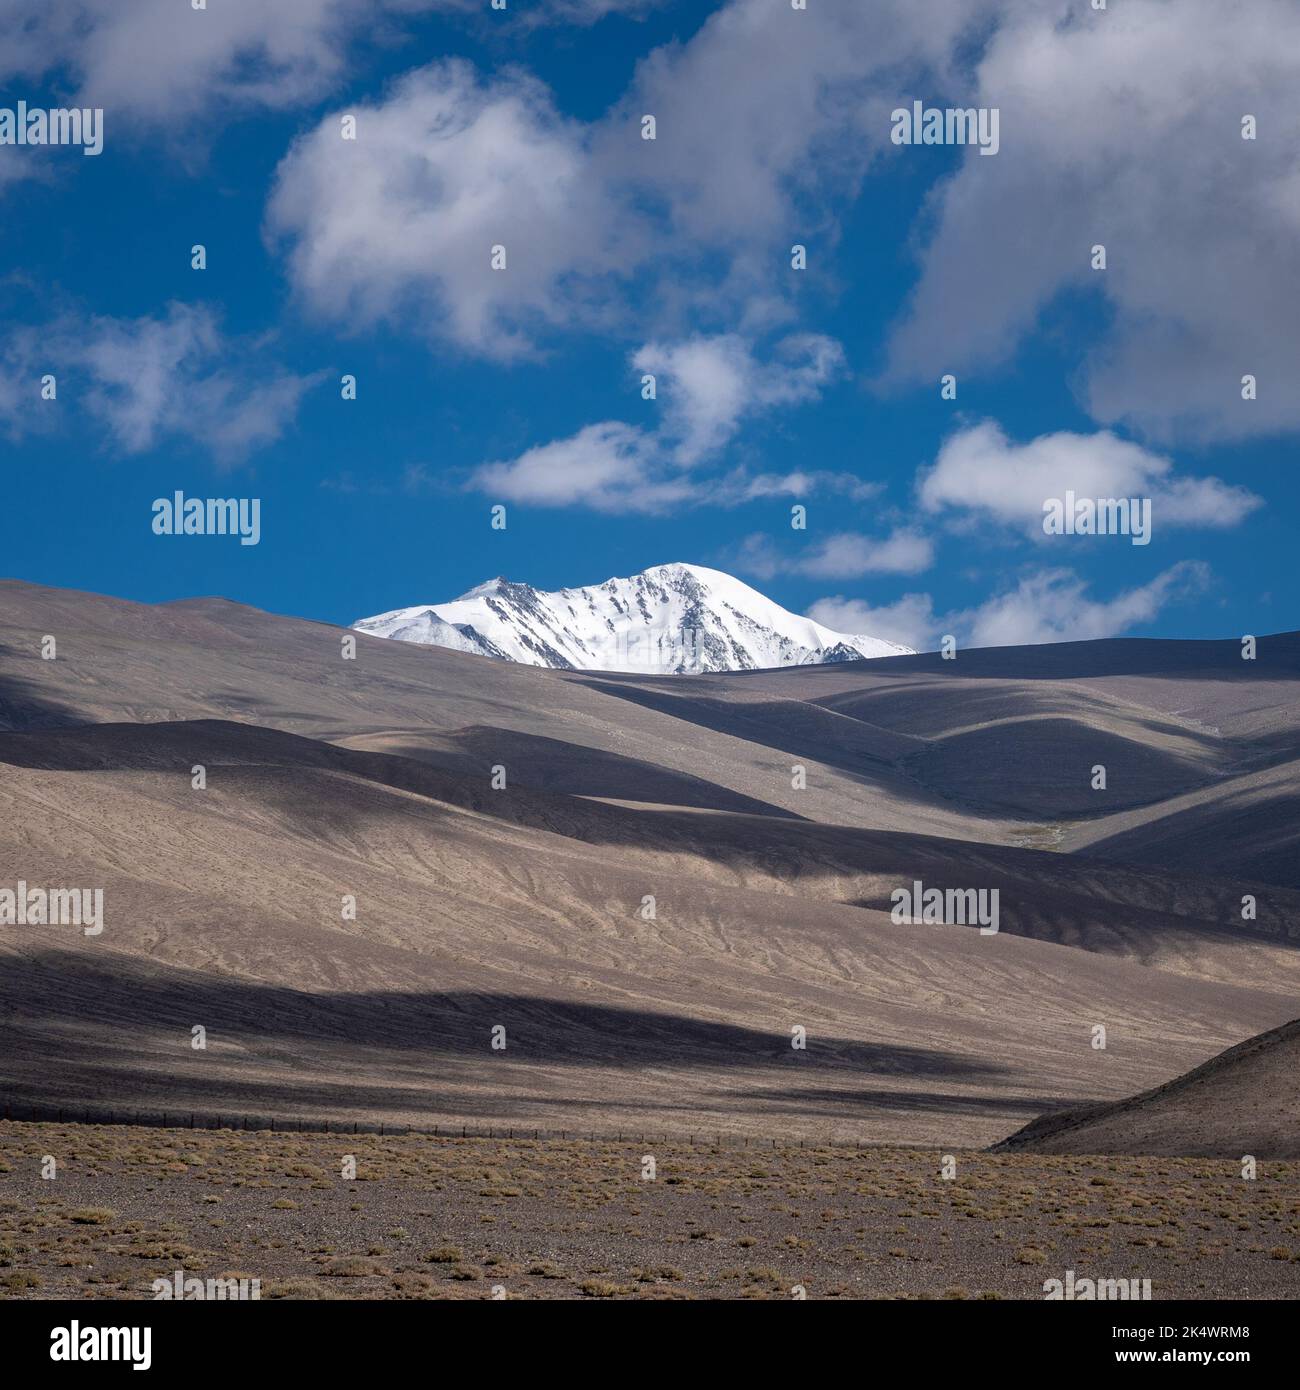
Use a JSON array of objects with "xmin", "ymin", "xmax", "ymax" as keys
[{"xmin": 353, "ymin": 562, "xmax": 913, "ymax": 673}]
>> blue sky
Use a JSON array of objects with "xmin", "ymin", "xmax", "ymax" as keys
[{"xmin": 1, "ymin": 0, "xmax": 1295, "ymax": 651}]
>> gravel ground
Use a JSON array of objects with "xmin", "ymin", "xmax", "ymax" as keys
[{"xmin": 2, "ymin": 1122, "xmax": 1298, "ymax": 1301}]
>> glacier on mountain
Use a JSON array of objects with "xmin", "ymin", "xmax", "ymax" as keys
[{"xmin": 353, "ymin": 562, "xmax": 913, "ymax": 673}]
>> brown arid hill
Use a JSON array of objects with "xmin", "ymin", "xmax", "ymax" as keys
[
  {"xmin": 994, "ymin": 1018, "xmax": 1300, "ymax": 1158},
  {"xmin": 1, "ymin": 579, "xmax": 1298, "ymax": 1148}
]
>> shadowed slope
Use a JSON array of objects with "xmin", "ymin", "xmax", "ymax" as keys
[
  {"xmin": 2, "ymin": 581, "xmax": 1299, "ymax": 1147},
  {"xmin": 4, "ymin": 717, "xmax": 1298, "ymax": 982},
  {"xmin": 995, "ymin": 1019, "xmax": 1300, "ymax": 1158},
  {"xmin": 2, "ymin": 716, "xmax": 1299, "ymax": 1145},
  {"xmin": 1070, "ymin": 761, "xmax": 1300, "ymax": 887},
  {"xmin": 335, "ymin": 724, "xmax": 802, "ymax": 818}
]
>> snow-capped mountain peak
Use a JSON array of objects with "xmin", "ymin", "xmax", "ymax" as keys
[{"xmin": 352, "ymin": 562, "xmax": 913, "ymax": 673}]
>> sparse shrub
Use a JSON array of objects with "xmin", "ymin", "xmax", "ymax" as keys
[
  {"xmin": 321, "ymin": 1256, "xmax": 382, "ymax": 1277},
  {"xmin": 68, "ymin": 1208, "xmax": 115, "ymax": 1225}
]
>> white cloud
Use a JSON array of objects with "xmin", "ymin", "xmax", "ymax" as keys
[
  {"xmin": 472, "ymin": 421, "xmax": 690, "ymax": 514},
  {"xmin": 954, "ymin": 563, "xmax": 1211, "ymax": 649},
  {"xmin": 604, "ymin": 0, "xmax": 997, "ymax": 246},
  {"xmin": 810, "ymin": 562, "xmax": 1210, "ymax": 652},
  {"xmin": 0, "ymin": 143, "xmax": 49, "ymax": 195},
  {"xmin": 252, "ymin": 0, "xmax": 1300, "ymax": 445},
  {"xmin": 725, "ymin": 470, "xmax": 880, "ymax": 504},
  {"xmin": 267, "ymin": 60, "xmax": 637, "ymax": 359},
  {"xmin": 78, "ymin": 306, "xmax": 321, "ymax": 459},
  {"xmin": 919, "ymin": 422, "xmax": 1260, "ymax": 536},
  {"xmin": 20, "ymin": 0, "xmax": 1291, "ymax": 454},
  {"xmin": 0, "ymin": 325, "xmax": 49, "ymax": 439},
  {"xmin": 472, "ymin": 332, "xmax": 853, "ymax": 511},
  {"xmin": 0, "ymin": 0, "xmax": 380, "ymax": 123},
  {"xmin": 268, "ymin": 1, "xmax": 1002, "ymax": 354},
  {"xmin": 741, "ymin": 529, "xmax": 933, "ymax": 580},
  {"xmin": 885, "ymin": 0, "xmax": 1300, "ymax": 441},
  {"xmin": 632, "ymin": 333, "xmax": 843, "ymax": 464},
  {"xmin": 0, "ymin": 303, "xmax": 319, "ymax": 461},
  {"xmin": 0, "ymin": 0, "xmax": 659, "ymax": 125},
  {"xmin": 471, "ymin": 428, "xmax": 873, "ymax": 516},
  {"xmin": 808, "ymin": 593, "xmax": 939, "ymax": 651}
]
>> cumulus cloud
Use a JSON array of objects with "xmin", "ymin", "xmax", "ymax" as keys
[
  {"xmin": 604, "ymin": 0, "xmax": 997, "ymax": 247},
  {"xmin": 808, "ymin": 593, "xmax": 940, "ymax": 651},
  {"xmin": 268, "ymin": 1, "xmax": 1001, "ymax": 354},
  {"xmin": 16, "ymin": 0, "xmax": 1292, "ymax": 454},
  {"xmin": 471, "ymin": 430, "xmax": 874, "ymax": 516},
  {"xmin": 0, "ymin": 303, "xmax": 320, "ymax": 462},
  {"xmin": 741, "ymin": 529, "xmax": 934, "ymax": 580},
  {"xmin": 472, "ymin": 421, "xmax": 688, "ymax": 514},
  {"xmin": 0, "ymin": 0, "xmax": 388, "ymax": 123},
  {"xmin": 472, "ymin": 332, "xmax": 854, "ymax": 511},
  {"xmin": 954, "ymin": 563, "xmax": 1211, "ymax": 648},
  {"xmin": 885, "ymin": 0, "xmax": 1300, "ymax": 441},
  {"xmin": 0, "ymin": 0, "xmax": 659, "ymax": 125},
  {"xmin": 267, "ymin": 60, "xmax": 638, "ymax": 359},
  {"xmin": 632, "ymin": 333, "xmax": 843, "ymax": 464},
  {"xmin": 811, "ymin": 562, "xmax": 1210, "ymax": 653},
  {"xmin": 919, "ymin": 422, "xmax": 1261, "ymax": 537},
  {"xmin": 253, "ymin": 0, "xmax": 1300, "ymax": 445}
]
